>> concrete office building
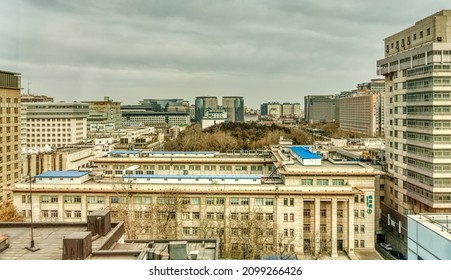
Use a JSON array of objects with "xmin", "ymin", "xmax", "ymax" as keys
[
  {"xmin": 304, "ymin": 95, "xmax": 336, "ymax": 123},
  {"xmin": 10, "ymin": 139, "xmax": 382, "ymax": 259},
  {"xmin": 377, "ymin": 10, "xmax": 451, "ymax": 247},
  {"xmin": 338, "ymin": 80, "xmax": 385, "ymax": 137},
  {"xmin": 121, "ymin": 100, "xmax": 190, "ymax": 127},
  {"xmin": 195, "ymin": 96, "xmax": 218, "ymax": 122},
  {"xmin": 82, "ymin": 96, "xmax": 122, "ymax": 130},
  {"xmin": 23, "ymin": 102, "xmax": 89, "ymax": 148},
  {"xmin": 0, "ymin": 70, "xmax": 22, "ymax": 204},
  {"xmin": 222, "ymin": 96, "xmax": 244, "ymax": 123}
]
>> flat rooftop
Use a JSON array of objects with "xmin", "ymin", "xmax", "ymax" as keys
[
  {"xmin": 0, "ymin": 224, "xmax": 87, "ymax": 260},
  {"xmin": 35, "ymin": 171, "xmax": 89, "ymax": 178}
]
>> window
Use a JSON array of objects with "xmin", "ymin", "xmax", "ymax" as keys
[
  {"xmin": 230, "ymin": 198, "xmax": 239, "ymax": 205},
  {"xmin": 182, "ymin": 212, "xmax": 190, "ymax": 220},
  {"xmin": 290, "ymin": 213, "xmax": 294, "ymax": 222},
  {"xmin": 255, "ymin": 198, "xmax": 264, "ymax": 206},
  {"xmin": 332, "ymin": 179, "xmax": 345, "ymax": 186},
  {"xmin": 74, "ymin": 211, "xmax": 82, "ymax": 218},
  {"xmin": 265, "ymin": 213, "xmax": 273, "ymax": 221},
  {"xmin": 64, "ymin": 196, "xmax": 81, "ymax": 204},
  {"xmin": 206, "ymin": 212, "xmax": 214, "ymax": 220},
  {"xmin": 360, "ymin": 225, "xmax": 365, "ymax": 233},
  {"xmin": 206, "ymin": 198, "xmax": 215, "ymax": 205},
  {"xmin": 183, "ymin": 227, "xmax": 190, "ymax": 235},
  {"xmin": 110, "ymin": 196, "xmax": 119, "ymax": 204},
  {"xmin": 354, "ymin": 210, "xmax": 359, "ymax": 218},
  {"xmin": 320, "ymin": 209, "xmax": 327, "ymax": 218},
  {"xmin": 320, "ymin": 224, "xmax": 326, "ymax": 233},
  {"xmin": 240, "ymin": 198, "xmax": 249, "ymax": 205},
  {"xmin": 283, "ymin": 198, "xmax": 294, "ymax": 206},
  {"xmin": 360, "ymin": 240, "xmax": 365, "ymax": 248},
  {"xmin": 301, "ymin": 179, "xmax": 313, "ymax": 185},
  {"xmin": 192, "ymin": 212, "xmax": 200, "ymax": 220},
  {"xmin": 337, "ymin": 224, "xmax": 343, "ymax": 233},
  {"xmin": 51, "ymin": 210, "xmax": 58, "ymax": 218},
  {"xmin": 354, "ymin": 225, "xmax": 359, "ymax": 232},
  {"xmin": 303, "ymin": 224, "xmax": 310, "ymax": 232},
  {"xmin": 304, "ymin": 209, "xmax": 310, "ymax": 217},
  {"xmin": 337, "ymin": 209, "xmax": 344, "ymax": 218},
  {"xmin": 360, "ymin": 210, "xmax": 365, "ymax": 218},
  {"xmin": 317, "ymin": 179, "xmax": 328, "ymax": 186}
]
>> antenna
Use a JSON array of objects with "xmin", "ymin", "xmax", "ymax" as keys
[{"xmin": 27, "ymin": 80, "xmax": 31, "ymax": 95}]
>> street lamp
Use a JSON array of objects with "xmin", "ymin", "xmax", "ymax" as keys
[{"xmin": 25, "ymin": 153, "xmax": 39, "ymax": 252}]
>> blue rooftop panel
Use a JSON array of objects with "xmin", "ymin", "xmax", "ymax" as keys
[
  {"xmin": 35, "ymin": 171, "xmax": 89, "ymax": 178},
  {"xmin": 108, "ymin": 150, "xmax": 140, "ymax": 155},
  {"xmin": 290, "ymin": 146, "xmax": 321, "ymax": 159},
  {"xmin": 147, "ymin": 151, "xmax": 216, "ymax": 155}
]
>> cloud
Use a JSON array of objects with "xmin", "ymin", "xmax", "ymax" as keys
[{"xmin": 1, "ymin": 0, "xmax": 450, "ymax": 107}]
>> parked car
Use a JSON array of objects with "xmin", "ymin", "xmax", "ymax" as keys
[
  {"xmin": 390, "ymin": 250, "xmax": 406, "ymax": 260},
  {"xmin": 379, "ymin": 243, "xmax": 393, "ymax": 251}
]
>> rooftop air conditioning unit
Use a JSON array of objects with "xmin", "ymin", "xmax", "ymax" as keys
[{"xmin": 62, "ymin": 231, "xmax": 92, "ymax": 260}]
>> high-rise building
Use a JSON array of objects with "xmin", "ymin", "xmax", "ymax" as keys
[
  {"xmin": 139, "ymin": 99, "xmax": 189, "ymax": 113},
  {"xmin": 222, "ymin": 96, "xmax": 244, "ymax": 123},
  {"xmin": 376, "ymin": 10, "xmax": 451, "ymax": 244},
  {"xmin": 23, "ymin": 102, "xmax": 89, "ymax": 148},
  {"xmin": 82, "ymin": 96, "xmax": 122, "ymax": 130},
  {"xmin": 304, "ymin": 95, "xmax": 336, "ymax": 123},
  {"xmin": 195, "ymin": 96, "xmax": 218, "ymax": 122},
  {"xmin": 337, "ymin": 79, "xmax": 385, "ymax": 137},
  {"xmin": 0, "ymin": 70, "xmax": 22, "ymax": 204}
]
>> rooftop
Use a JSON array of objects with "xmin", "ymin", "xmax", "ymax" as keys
[
  {"xmin": 35, "ymin": 171, "xmax": 89, "ymax": 178},
  {"xmin": 290, "ymin": 146, "xmax": 322, "ymax": 159}
]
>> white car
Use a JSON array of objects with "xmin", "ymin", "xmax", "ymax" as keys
[{"xmin": 380, "ymin": 243, "xmax": 393, "ymax": 251}]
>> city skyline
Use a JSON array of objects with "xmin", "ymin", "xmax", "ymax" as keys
[{"xmin": 1, "ymin": 0, "xmax": 451, "ymax": 108}]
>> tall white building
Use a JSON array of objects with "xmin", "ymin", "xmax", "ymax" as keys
[
  {"xmin": 377, "ymin": 10, "xmax": 451, "ymax": 244},
  {"xmin": 23, "ymin": 102, "xmax": 89, "ymax": 148}
]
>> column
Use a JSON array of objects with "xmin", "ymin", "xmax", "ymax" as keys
[
  {"xmin": 314, "ymin": 198, "xmax": 320, "ymax": 256},
  {"xmin": 298, "ymin": 198, "xmax": 304, "ymax": 255},
  {"xmin": 331, "ymin": 198, "xmax": 338, "ymax": 258},
  {"xmin": 348, "ymin": 198, "xmax": 355, "ymax": 256}
]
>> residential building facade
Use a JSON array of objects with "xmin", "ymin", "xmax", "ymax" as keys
[{"xmin": 0, "ymin": 70, "xmax": 22, "ymax": 204}]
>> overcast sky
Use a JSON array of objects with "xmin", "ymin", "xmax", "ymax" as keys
[{"xmin": 1, "ymin": 0, "xmax": 450, "ymax": 108}]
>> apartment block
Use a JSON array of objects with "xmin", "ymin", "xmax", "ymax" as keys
[{"xmin": 0, "ymin": 70, "xmax": 22, "ymax": 204}]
